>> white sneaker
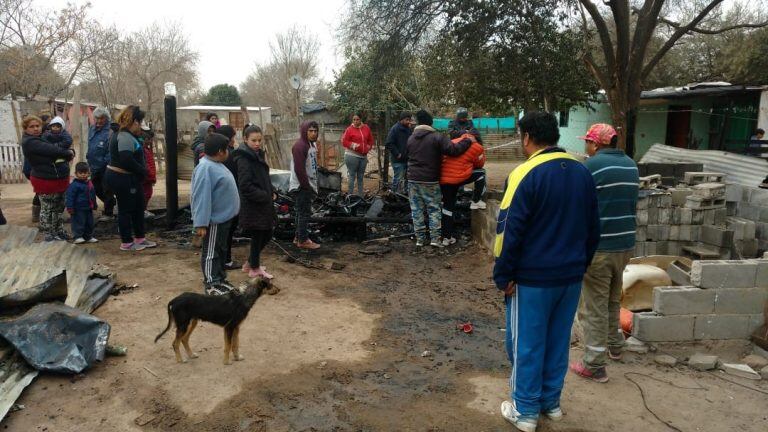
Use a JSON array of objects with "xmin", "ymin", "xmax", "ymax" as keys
[
  {"xmin": 429, "ymin": 240, "xmax": 445, "ymax": 248},
  {"xmin": 144, "ymin": 210, "xmax": 155, "ymax": 218},
  {"xmin": 73, "ymin": 237, "xmax": 86, "ymax": 244},
  {"xmin": 441, "ymin": 237, "xmax": 457, "ymax": 246},
  {"xmin": 470, "ymin": 200, "xmax": 487, "ymax": 210},
  {"xmin": 415, "ymin": 239, "xmax": 425, "ymax": 247},
  {"xmin": 543, "ymin": 406, "xmax": 563, "ymax": 422},
  {"xmin": 501, "ymin": 401, "xmax": 538, "ymax": 432},
  {"xmin": 87, "ymin": 238, "xmax": 99, "ymax": 243}
]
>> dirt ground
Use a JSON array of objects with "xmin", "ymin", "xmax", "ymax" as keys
[{"xmin": 1, "ymin": 178, "xmax": 768, "ymax": 432}]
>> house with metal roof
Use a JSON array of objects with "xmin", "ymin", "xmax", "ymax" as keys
[{"xmin": 557, "ymin": 83, "xmax": 768, "ymax": 159}]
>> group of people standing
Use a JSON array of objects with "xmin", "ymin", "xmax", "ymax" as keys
[
  {"xmin": 190, "ymin": 120, "xmax": 277, "ymax": 295},
  {"xmin": 19, "ymin": 106, "xmax": 158, "ymax": 249},
  {"xmin": 492, "ymin": 112, "xmax": 639, "ymax": 432}
]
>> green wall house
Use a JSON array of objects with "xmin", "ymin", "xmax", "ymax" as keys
[{"xmin": 558, "ymin": 83, "xmax": 768, "ymax": 159}]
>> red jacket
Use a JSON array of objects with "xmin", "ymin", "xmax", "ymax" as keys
[
  {"xmin": 440, "ymin": 134, "xmax": 485, "ymax": 185},
  {"xmin": 341, "ymin": 124, "xmax": 374, "ymax": 156},
  {"xmin": 143, "ymin": 143, "xmax": 157, "ymax": 184}
]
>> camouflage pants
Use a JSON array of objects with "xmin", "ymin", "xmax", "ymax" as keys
[
  {"xmin": 408, "ymin": 182, "xmax": 442, "ymax": 242},
  {"xmin": 39, "ymin": 193, "xmax": 65, "ymax": 236}
]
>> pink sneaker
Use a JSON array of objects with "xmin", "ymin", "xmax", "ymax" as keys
[{"xmin": 242, "ymin": 262, "xmax": 253, "ymax": 273}]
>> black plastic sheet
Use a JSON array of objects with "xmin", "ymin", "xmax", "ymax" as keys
[
  {"xmin": 0, "ymin": 271, "xmax": 67, "ymax": 309},
  {"xmin": 0, "ymin": 303, "xmax": 110, "ymax": 374}
]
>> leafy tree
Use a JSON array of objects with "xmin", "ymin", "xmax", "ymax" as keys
[{"xmin": 202, "ymin": 84, "xmax": 242, "ymax": 106}]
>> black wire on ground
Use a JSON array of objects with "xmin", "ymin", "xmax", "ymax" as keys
[
  {"xmin": 707, "ymin": 371, "xmax": 768, "ymax": 395},
  {"xmin": 623, "ymin": 372, "xmax": 706, "ymax": 432}
]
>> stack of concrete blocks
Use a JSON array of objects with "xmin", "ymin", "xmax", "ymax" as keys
[
  {"xmin": 732, "ymin": 185, "xmax": 768, "ymax": 253},
  {"xmin": 635, "ymin": 172, "xmax": 730, "ymax": 258},
  {"xmin": 632, "ymin": 259, "xmax": 768, "ymax": 341}
]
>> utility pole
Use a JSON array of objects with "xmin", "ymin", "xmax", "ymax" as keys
[{"xmin": 163, "ymin": 82, "xmax": 179, "ymax": 229}]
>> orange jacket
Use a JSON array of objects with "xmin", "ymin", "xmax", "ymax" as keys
[
  {"xmin": 440, "ymin": 135, "xmax": 485, "ymax": 185},
  {"xmin": 341, "ymin": 124, "xmax": 374, "ymax": 156}
]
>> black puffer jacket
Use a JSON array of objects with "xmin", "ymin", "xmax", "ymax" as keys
[
  {"xmin": 21, "ymin": 133, "xmax": 73, "ymax": 180},
  {"xmin": 234, "ymin": 145, "xmax": 276, "ymax": 231}
]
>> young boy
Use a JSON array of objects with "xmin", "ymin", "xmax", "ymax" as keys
[
  {"xmin": 65, "ymin": 162, "xmax": 98, "ymax": 244},
  {"xmin": 191, "ymin": 133, "xmax": 241, "ymax": 295}
]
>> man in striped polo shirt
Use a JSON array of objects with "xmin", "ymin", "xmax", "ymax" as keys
[{"xmin": 570, "ymin": 123, "xmax": 639, "ymax": 383}]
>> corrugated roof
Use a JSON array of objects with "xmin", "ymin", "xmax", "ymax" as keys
[
  {"xmin": 0, "ymin": 225, "xmax": 110, "ymax": 422},
  {"xmin": 641, "ymin": 84, "xmax": 766, "ymax": 100},
  {"xmin": 640, "ymin": 144, "xmax": 768, "ymax": 187},
  {"xmin": 177, "ymin": 105, "xmax": 271, "ymax": 111}
]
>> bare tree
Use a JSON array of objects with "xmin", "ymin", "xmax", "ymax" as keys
[
  {"xmin": 79, "ymin": 21, "xmax": 199, "ymax": 118},
  {"xmin": 240, "ymin": 25, "xmax": 320, "ymax": 116},
  {"xmin": 577, "ymin": 0, "xmax": 768, "ymax": 153},
  {"xmin": 0, "ymin": 0, "xmax": 90, "ymax": 97}
]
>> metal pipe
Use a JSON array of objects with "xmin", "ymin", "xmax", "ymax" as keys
[{"xmin": 163, "ymin": 84, "xmax": 178, "ymax": 229}]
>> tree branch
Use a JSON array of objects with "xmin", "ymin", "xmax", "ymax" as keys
[
  {"xmin": 642, "ymin": 0, "xmax": 732, "ymax": 79},
  {"xmin": 657, "ymin": 15, "xmax": 768, "ymax": 35},
  {"xmin": 578, "ymin": 0, "xmax": 616, "ymax": 72}
]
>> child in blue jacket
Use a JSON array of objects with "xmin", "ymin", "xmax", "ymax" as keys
[{"xmin": 66, "ymin": 162, "xmax": 99, "ymax": 244}]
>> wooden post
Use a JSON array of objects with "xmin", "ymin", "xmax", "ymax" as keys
[
  {"xmin": 9, "ymin": 98, "xmax": 22, "ymax": 143},
  {"xmin": 71, "ymin": 85, "xmax": 83, "ymax": 164}
]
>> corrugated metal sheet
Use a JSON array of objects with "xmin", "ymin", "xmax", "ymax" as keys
[
  {"xmin": 640, "ymin": 144, "xmax": 768, "ymax": 187},
  {"xmin": 0, "ymin": 225, "xmax": 108, "ymax": 423}
]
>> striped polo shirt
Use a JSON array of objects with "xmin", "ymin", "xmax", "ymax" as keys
[{"xmin": 583, "ymin": 148, "xmax": 639, "ymax": 251}]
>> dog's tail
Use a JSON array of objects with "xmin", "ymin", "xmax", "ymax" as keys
[{"xmin": 154, "ymin": 302, "xmax": 173, "ymax": 343}]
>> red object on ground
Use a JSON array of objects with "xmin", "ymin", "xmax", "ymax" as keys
[
  {"xmin": 620, "ymin": 308, "xmax": 633, "ymax": 336},
  {"xmin": 457, "ymin": 322, "xmax": 474, "ymax": 334}
]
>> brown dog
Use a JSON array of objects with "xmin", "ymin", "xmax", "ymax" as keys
[{"xmin": 154, "ymin": 280, "xmax": 267, "ymax": 364}]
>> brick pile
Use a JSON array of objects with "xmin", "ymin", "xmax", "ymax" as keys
[{"xmin": 632, "ymin": 259, "xmax": 768, "ymax": 341}]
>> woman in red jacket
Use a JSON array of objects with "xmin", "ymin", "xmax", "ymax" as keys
[
  {"xmin": 341, "ymin": 113, "xmax": 374, "ymax": 196},
  {"xmin": 440, "ymin": 129, "xmax": 486, "ymax": 245}
]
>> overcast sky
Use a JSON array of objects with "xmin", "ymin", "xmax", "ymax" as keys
[{"xmin": 37, "ymin": 0, "xmax": 347, "ymax": 91}]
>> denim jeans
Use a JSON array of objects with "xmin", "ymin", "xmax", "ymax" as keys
[
  {"xmin": 408, "ymin": 182, "xmax": 442, "ymax": 242},
  {"xmin": 391, "ymin": 162, "xmax": 408, "ymax": 193},
  {"xmin": 291, "ymin": 188, "xmax": 315, "ymax": 242},
  {"xmin": 345, "ymin": 153, "xmax": 367, "ymax": 196}
]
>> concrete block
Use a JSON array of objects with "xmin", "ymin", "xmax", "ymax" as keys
[
  {"xmin": 683, "ymin": 172, "xmax": 726, "ymax": 185},
  {"xmin": 670, "ymin": 188, "xmax": 693, "ymax": 207},
  {"xmin": 726, "ymin": 202, "xmax": 738, "ymax": 217},
  {"xmin": 634, "ymin": 242, "xmax": 645, "ymax": 257},
  {"xmin": 636, "ymin": 210, "xmax": 648, "ymax": 226},
  {"xmin": 637, "ymin": 196, "xmax": 649, "ymax": 210},
  {"xmin": 674, "ymin": 163, "xmax": 704, "ymax": 178},
  {"xmin": 633, "ymin": 312, "xmax": 695, "ymax": 342},
  {"xmin": 727, "ymin": 217, "xmax": 756, "ymax": 241},
  {"xmin": 648, "ymin": 207, "xmax": 659, "ymax": 224},
  {"xmin": 679, "ymin": 208, "xmax": 693, "ymax": 225},
  {"xmin": 737, "ymin": 204, "xmax": 760, "ymax": 221},
  {"xmin": 639, "ymin": 173, "xmax": 664, "ymax": 189},
  {"xmin": 725, "ymin": 184, "xmax": 743, "ymax": 202},
  {"xmin": 714, "ymin": 208, "xmax": 727, "ymax": 225},
  {"xmin": 624, "ymin": 336, "xmax": 649, "ymax": 353},
  {"xmin": 713, "ymin": 287, "xmax": 768, "ymax": 314},
  {"xmin": 658, "ymin": 194, "xmax": 672, "ymax": 208},
  {"xmin": 756, "ymin": 260, "xmax": 768, "ymax": 288},
  {"xmin": 721, "ymin": 363, "xmax": 761, "ymax": 380},
  {"xmin": 669, "ymin": 225, "xmax": 679, "ymax": 241},
  {"xmin": 759, "ymin": 207, "xmax": 768, "ymax": 223},
  {"xmin": 757, "ymin": 222, "xmax": 768, "ymax": 239},
  {"xmin": 690, "ymin": 260, "xmax": 759, "ymax": 289},
  {"xmin": 691, "ymin": 209, "xmax": 705, "ymax": 225},
  {"xmin": 688, "ymin": 353, "xmax": 718, "ymax": 371},
  {"xmin": 667, "ymin": 260, "xmax": 691, "ymax": 286},
  {"xmin": 655, "ymin": 241, "xmax": 669, "ymax": 255},
  {"xmin": 686, "ymin": 196, "xmax": 726, "ymax": 210},
  {"xmin": 667, "ymin": 241, "xmax": 683, "ymax": 256},
  {"xmin": 748, "ymin": 187, "xmax": 768, "ymax": 206},
  {"xmin": 700, "ymin": 225, "xmax": 734, "ymax": 247},
  {"xmin": 679, "ymin": 225, "xmax": 699, "ymax": 242},
  {"xmin": 646, "ymin": 163, "xmax": 675, "ymax": 177},
  {"xmin": 648, "ymin": 225, "xmax": 670, "ymax": 241},
  {"xmin": 733, "ymin": 239, "xmax": 759, "ymax": 259},
  {"xmin": 659, "ymin": 208, "xmax": 671, "ymax": 225},
  {"xmin": 645, "ymin": 242, "xmax": 657, "ymax": 256},
  {"xmin": 762, "ymin": 366, "xmax": 768, "ymax": 380},
  {"xmin": 741, "ymin": 354, "xmax": 768, "ymax": 371},
  {"xmin": 654, "ymin": 286, "xmax": 715, "ymax": 315},
  {"xmin": 636, "ymin": 226, "xmax": 647, "ymax": 241},
  {"xmin": 694, "ymin": 314, "xmax": 752, "ymax": 340},
  {"xmin": 749, "ymin": 314, "xmax": 765, "ymax": 332},
  {"xmin": 692, "ymin": 183, "xmax": 726, "ymax": 199}
]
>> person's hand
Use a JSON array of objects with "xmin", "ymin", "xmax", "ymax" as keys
[
  {"xmin": 196, "ymin": 227, "xmax": 207, "ymax": 237},
  {"xmin": 504, "ymin": 281, "xmax": 517, "ymax": 297},
  {"xmin": 272, "ymin": 193, "xmax": 277, "ymax": 201}
]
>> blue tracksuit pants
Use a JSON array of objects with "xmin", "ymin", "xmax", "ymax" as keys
[{"xmin": 504, "ymin": 282, "xmax": 582, "ymax": 416}]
